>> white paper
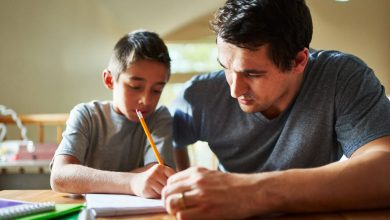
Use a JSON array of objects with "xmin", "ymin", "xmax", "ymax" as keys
[{"xmin": 86, "ymin": 194, "xmax": 165, "ymax": 217}]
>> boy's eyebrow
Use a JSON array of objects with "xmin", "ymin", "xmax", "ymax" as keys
[
  {"xmin": 155, "ymin": 82, "xmax": 166, "ymax": 86},
  {"xmin": 129, "ymin": 76, "xmax": 146, "ymax": 81},
  {"xmin": 128, "ymin": 76, "xmax": 167, "ymax": 85}
]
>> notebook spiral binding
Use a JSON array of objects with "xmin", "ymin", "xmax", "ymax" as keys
[{"xmin": 0, "ymin": 202, "xmax": 55, "ymax": 220}]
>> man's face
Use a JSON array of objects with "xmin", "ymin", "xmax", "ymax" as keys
[
  {"xmin": 112, "ymin": 60, "xmax": 168, "ymax": 122},
  {"xmin": 217, "ymin": 37, "xmax": 304, "ymax": 118}
]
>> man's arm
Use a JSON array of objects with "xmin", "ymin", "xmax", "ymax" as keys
[
  {"xmin": 163, "ymin": 135, "xmax": 390, "ymax": 219},
  {"xmin": 267, "ymin": 135, "xmax": 390, "ymax": 213},
  {"xmin": 50, "ymin": 155, "xmax": 175, "ymax": 198},
  {"xmin": 174, "ymin": 148, "xmax": 190, "ymax": 171}
]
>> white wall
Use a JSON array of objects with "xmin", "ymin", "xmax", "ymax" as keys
[
  {"xmin": 0, "ymin": 0, "xmax": 121, "ymax": 114},
  {"xmin": 308, "ymin": 0, "xmax": 390, "ymax": 91},
  {"xmin": 0, "ymin": 0, "xmax": 389, "ymax": 116},
  {"xmin": 0, "ymin": 0, "xmax": 224, "ymax": 114}
]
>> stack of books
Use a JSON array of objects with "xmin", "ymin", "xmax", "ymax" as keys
[{"xmin": 0, "ymin": 198, "xmax": 83, "ymax": 219}]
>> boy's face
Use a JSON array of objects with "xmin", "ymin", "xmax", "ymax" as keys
[{"xmin": 106, "ymin": 60, "xmax": 168, "ymax": 122}]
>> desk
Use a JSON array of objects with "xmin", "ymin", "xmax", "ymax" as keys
[{"xmin": 0, "ymin": 190, "xmax": 389, "ymax": 220}]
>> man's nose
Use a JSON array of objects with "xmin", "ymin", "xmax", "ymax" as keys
[{"xmin": 230, "ymin": 73, "xmax": 247, "ymax": 98}]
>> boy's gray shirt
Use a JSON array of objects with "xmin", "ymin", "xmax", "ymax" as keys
[
  {"xmin": 171, "ymin": 50, "xmax": 390, "ymax": 172},
  {"xmin": 53, "ymin": 101, "xmax": 174, "ymax": 171}
]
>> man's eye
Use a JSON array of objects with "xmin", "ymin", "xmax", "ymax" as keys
[{"xmin": 246, "ymin": 73, "xmax": 263, "ymax": 78}]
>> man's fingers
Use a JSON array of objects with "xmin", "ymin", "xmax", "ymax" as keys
[
  {"xmin": 168, "ymin": 166, "xmax": 207, "ymax": 184},
  {"xmin": 165, "ymin": 190, "xmax": 197, "ymax": 214},
  {"xmin": 176, "ymin": 206, "xmax": 206, "ymax": 220}
]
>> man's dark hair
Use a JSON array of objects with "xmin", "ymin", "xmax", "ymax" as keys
[
  {"xmin": 211, "ymin": 0, "xmax": 313, "ymax": 71},
  {"xmin": 108, "ymin": 30, "xmax": 171, "ymax": 81}
]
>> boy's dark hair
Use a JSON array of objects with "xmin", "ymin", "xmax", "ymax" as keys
[
  {"xmin": 211, "ymin": 0, "xmax": 313, "ymax": 71},
  {"xmin": 108, "ymin": 30, "xmax": 171, "ymax": 81}
]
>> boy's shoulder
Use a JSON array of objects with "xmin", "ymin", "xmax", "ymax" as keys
[
  {"xmin": 153, "ymin": 105, "xmax": 171, "ymax": 119},
  {"xmin": 73, "ymin": 100, "xmax": 111, "ymax": 111},
  {"xmin": 70, "ymin": 100, "xmax": 112, "ymax": 118}
]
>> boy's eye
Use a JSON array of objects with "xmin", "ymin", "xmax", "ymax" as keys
[
  {"xmin": 128, "ymin": 85, "xmax": 142, "ymax": 90},
  {"xmin": 153, "ymin": 86, "xmax": 164, "ymax": 94}
]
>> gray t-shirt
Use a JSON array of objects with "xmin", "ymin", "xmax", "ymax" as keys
[
  {"xmin": 171, "ymin": 50, "xmax": 390, "ymax": 173},
  {"xmin": 53, "ymin": 101, "xmax": 174, "ymax": 171}
]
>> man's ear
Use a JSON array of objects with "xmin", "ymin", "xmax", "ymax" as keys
[
  {"xmin": 292, "ymin": 48, "xmax": 309, "ymax": 74},
  {"xmin": 102, "ymin": 69, "xmax": 114, "ymax": 90}
]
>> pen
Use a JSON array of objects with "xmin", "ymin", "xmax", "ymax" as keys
[{"xmin": 136, "ymin": 109, "xmax": 164, "ymax": 165}]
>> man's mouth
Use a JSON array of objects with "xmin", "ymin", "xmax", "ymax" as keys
[{"xmin": 238, "ymin": 95, "xmax": 253, "ymax": 105}]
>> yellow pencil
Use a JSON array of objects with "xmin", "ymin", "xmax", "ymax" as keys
[{"xmin": 136, "ymin": 109, "xmax": 164, "ymax": 165}]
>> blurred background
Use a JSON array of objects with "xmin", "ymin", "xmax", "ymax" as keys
[{"xmin": 0, "ymin": 0, "xmax": 389, "ymax": 170}]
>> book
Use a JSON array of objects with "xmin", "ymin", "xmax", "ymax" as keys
[
  {"xmin": 0, "ymin": 198, "xmax": 26, "ymax": 208},
  {"xmin": 0, "ymin": 199, "xmax": 55, "ymax": 219},
  {"xmin": 0, "ymin": 198, "xmax": 84, "ymax": 220},
  {"xmin": 86, "ymin": 194, "xmax": 166, "ymax": 217},
  {"xmin": 18, "ymin": 204, "xmax": 84, "ymax": 220}
]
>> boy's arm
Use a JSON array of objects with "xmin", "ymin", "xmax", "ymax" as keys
[{"xmin": 50, "ymin": 154, "xmax": 175, "ymax": 198}]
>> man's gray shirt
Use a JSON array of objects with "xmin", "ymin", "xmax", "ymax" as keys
[{"xmin": 171, "ymin": 50, "xmax": 390, "ymax": 172}]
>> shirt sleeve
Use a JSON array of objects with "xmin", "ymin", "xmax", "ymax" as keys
[
  {"xmin": 169, "ymin": 79, "xmax": 201, "ymax": 150},
  {"xmin": 334, "ymin": 55, "xmax": 390, "ymax": 157},
  {"xmin": 52, "ymin": 104, "xmax": 91, "ymax": 164}
]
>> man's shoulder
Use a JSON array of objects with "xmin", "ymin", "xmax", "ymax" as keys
[
  {"xmin": 184, "ymin": 70, "xmax": 227, "ymax": 93},
  {"xmin": 310, "ymin": 49, "xmax": 368, "ymax": 67},
  {"xmin": 191, "ymin": 70, "xmax": 225, "ymax": 82}
]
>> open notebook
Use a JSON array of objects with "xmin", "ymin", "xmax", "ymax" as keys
[{"xmin": 86, "ymin": 194, "xmax": 165, "ymax": 217}]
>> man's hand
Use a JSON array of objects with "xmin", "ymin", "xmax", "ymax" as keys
[
  {"xmin": 162, "ymin": 166, "xmax": 263, "ymax": 220},
  {"xmin": 130, "ymin": 164, "xmax": 175, "ymax": 198}
]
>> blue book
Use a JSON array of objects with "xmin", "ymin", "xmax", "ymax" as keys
[{"xmin": 0, "ymin": 198, "xmax": 26, "ymax": 208}]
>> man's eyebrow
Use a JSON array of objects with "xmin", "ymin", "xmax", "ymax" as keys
[
  {"xmin": 240, "ymin": 69, "xmax": 265, "ymax": 74},
  {"xmin": 217, "ymin": 58, "xmax": 265, "ymax": 74}
]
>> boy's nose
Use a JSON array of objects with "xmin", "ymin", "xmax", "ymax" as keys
[{"xmin": 138, "ymin": 93, "xmax": 150, "ymax": 107}]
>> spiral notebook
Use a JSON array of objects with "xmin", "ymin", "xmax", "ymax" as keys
[
  {"xmin": 0, "ymin": 198, "xmax": 84, "ymax": 220},
  {"xmin": 0, "ymin": 201, "xmax": 55, "ymax": 219}
]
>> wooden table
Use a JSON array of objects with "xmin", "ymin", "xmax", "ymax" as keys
[
  {"xmin": 1, "ymin": 190, "xmax": 389, "ymax": 220},
  {"xmin": 0, "ymin": 190, "xmax": 174, "ymax": 220}
]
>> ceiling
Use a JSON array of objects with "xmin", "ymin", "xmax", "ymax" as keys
[{"xmin": 95, "ymin": 0, "xmax": 226, "ymax": 42}]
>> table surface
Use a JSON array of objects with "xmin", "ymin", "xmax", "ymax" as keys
[{"xmin": 0, "ymin": 190, "xmax": 389, "ymax": 220}]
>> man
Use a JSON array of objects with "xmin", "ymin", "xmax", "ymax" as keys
[{"xmin": 162, "ymin": 0, "xmax": 390, "ymax": 219}]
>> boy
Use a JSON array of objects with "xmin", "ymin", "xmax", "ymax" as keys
[{"xmin": 50, "ymin": 30, "xmax": 175, "ymax": 198}]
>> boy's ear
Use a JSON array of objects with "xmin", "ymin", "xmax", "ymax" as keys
[{"xmin": 102, "ymin": 69, "xmax": 114, "ymax": 90}]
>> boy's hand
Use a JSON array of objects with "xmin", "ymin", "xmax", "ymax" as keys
[{"xmin": 130, "ymin": 164, "xmax": 175, "ymax": 198}]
